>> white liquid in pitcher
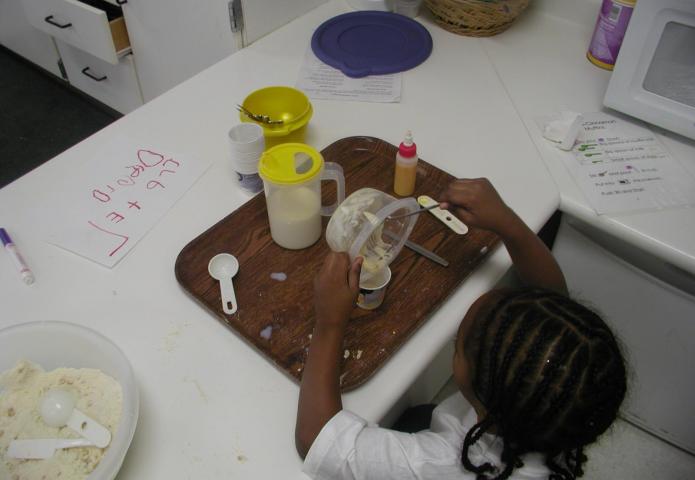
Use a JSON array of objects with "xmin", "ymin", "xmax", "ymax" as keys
[{"xmin": 267, "ymin": 186, "xmax": 321, "ymax": 249}]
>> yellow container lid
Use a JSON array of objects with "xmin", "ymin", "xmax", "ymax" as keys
[{"xmin": 259, "ymin": 143, "xmax": 324, "ymax": 185}]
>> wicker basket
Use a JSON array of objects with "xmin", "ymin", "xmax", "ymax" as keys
[{"xmin": 424, "ymin": 0, "xmax": 530, "ymax": 37}]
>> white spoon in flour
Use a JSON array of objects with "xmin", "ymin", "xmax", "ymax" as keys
[
  {"xmin": 8, "ymin": 438, "xmax": 95, "ymax": 459},
  {"xmin": 40, "ymin": 388, "xmax": 111, "ymax": 448}
]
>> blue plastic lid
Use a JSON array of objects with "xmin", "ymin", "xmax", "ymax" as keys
[{"xmin": 311, "ymin": 11, "xmax": 433, "ymax": 78}]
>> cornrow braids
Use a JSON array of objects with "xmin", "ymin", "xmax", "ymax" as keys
[{"xmin": 461, "ymin": 288, "xmax": 626, "ymax": 480}]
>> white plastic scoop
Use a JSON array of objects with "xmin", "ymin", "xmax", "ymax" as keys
[
  {"xmin": 40, "ymin": 388, "xmax": 111, "ymax": 448},
  {"xmin": 8, "ymin": 438, "xmax": 95, "ymax": 459},
  {"xmin": 208, "ymin": 253, "xmax": 239, "ymax": 314}
]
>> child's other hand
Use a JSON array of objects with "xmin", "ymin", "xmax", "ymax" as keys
[
  {"xmin": 439, "ymin": 178, "xmax": 518, "ymax": 235},
  {"xmin": 313, "ymin": 252, "xmax": 363, "ymax": 329}
]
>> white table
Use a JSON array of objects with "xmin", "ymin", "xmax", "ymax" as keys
[
  {"xmin": 0, "ymin": 2, "xmax": 558, "ymax": 478},
  {"xmin": 483, "ymin": 0, "xmax": 695, "ymax": 276}
]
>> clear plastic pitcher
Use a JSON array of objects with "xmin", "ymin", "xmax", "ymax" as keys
[{"xmin": 259, "ymin": 143, "xmax": 345, "ymax": 249}]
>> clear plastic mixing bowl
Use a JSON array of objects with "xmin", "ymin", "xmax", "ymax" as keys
[{"xmin": 325, "ymin": 188, "xmax": 418, "ymax": 280}]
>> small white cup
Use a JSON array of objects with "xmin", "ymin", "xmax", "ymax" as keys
[
  {"xmin": 357, "ymin": 267, "xmax": 392, "ymax": 310},
  {"xmin": 228, "ymin": 123, "xmax": 265, "ymax": 154},
  {"xmin": 393, "ymin": 0, "xmax": 422, "ymax": 17},
  {"xmin": 228, "ymin": 123, "xmax": 265, "ymax": 194}
]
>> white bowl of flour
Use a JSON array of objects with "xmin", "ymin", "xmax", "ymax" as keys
[{"xmin": 0, "ymin": 321, "xmax": 138, "ymax": 479}]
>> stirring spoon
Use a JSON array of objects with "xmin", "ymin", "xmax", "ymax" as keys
[{"xmin": 387, "ymin": 203, "xmax": 441, "ymax": 220}]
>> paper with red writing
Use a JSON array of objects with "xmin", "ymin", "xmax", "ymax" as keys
[{"xmin": 45, "ymin": 136, "xmax": 212, "ymax": 267}]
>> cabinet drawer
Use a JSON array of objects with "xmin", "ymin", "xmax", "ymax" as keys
[
  {"xmin": 57, "ymin": 40, "xmax": 143, "ymax": 114},
  {"xmin": 22, "ymin": 0, "xmax": 129, "ymax": 64}
]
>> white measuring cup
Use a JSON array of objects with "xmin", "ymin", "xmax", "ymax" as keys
[{"xmin": 208, "ymin": 253, "xmax": 240, "ymax": 314}]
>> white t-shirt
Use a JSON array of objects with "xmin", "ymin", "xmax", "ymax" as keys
[{"xmin": 303, "ymin": 393, "xmax": 551, "ymax": 480}]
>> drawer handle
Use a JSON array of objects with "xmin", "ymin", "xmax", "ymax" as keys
[
  {"xmin": 116, "ymin": 0, "xmax": 128, "ymax": 4},
  {"xmin": 44, "ymin": 15, "xmax": 73, "ymax": 29},
  {"xmin": 81, "ymin": 67, "xmax": 107, "ymax": 82}
]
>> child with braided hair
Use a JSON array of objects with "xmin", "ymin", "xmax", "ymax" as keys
[{"xmin": 295, "ymin": 178, "xmax": 627, "ymax": 480}]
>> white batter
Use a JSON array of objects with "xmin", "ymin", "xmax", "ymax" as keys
[
  {"xmin": 326, "ymin": 189, "xmax": 397, "ymax": 277},
  {"xmin": 0, "ymin": 360, "xmax": 122, "ymax": 480}
]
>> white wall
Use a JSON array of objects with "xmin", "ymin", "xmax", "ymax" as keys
[{"xmin": 243, "ymin": 0, "xmax": 328, "ymax": 44}]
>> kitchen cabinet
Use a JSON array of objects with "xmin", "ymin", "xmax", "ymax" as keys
[
  {"xmin": 120, "ymin": 0, "xmax": 328, "ymax": 102},
  {"xmin": 55, "ymin": 39, "xmax": 143, "ymax": 113},
  {"xmin": 1, "ymin": 0, "xmax": 329, "ymax": 110},
  {"xmin": 553, "ymin": 215, "xmax": 695, "ymax": 454},
  {"xmin": 0, "ymin": 0, "xmax": 62, "ymax": 77},
  {"xmin": 21, "ymin": 0, "xmax": 130, "ymax": 65}
]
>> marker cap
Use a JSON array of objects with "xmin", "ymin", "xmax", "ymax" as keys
[{"xmin": 0, "ymin": 228, "xmax": 12, "ymax": 247}]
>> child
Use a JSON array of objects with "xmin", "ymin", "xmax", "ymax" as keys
[{"xmin": 295, "ymin": 178, "xmax": 627, "ymax": 480}]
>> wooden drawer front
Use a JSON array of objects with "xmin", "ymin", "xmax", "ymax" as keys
[
  {"xmin": 21, "ymin": 0, "xmax": 129, "ymax": 64},
  {"xmin": 57, "ymin": 40, "xmax": 143, "ymax": 113}
]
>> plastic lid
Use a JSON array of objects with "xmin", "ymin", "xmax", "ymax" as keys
[
  {"xmin": 311, "ymin": 11, "xmax": 433, "ymax": 78},
  {"xmin": 399, "ymin": 131, "xmax": 417, "ymax": 158},
  {"xmin": 258, "ymin": 143, "xmax": 324, "ymax": 185}
]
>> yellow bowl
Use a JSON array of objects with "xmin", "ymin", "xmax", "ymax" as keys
[{"xmin": 240, "ymin": 86, "xmax": 313, "ymax": 148}]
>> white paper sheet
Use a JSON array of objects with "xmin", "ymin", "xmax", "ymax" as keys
[
  {"xmin": 44, "ymin": 135, "xmax": 212, "ymax": 267},
  {"xmin": 296, "ymin": 48, "xmax": 402, "ymax": 103},
  {"xmin": 541, "ymin": 112, "xmax": 695, "ymax": 215}
]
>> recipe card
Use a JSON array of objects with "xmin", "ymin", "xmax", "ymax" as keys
[
  {"xmin": 44, "ymin": 135, "xmax": 212, "ymax": 268},
  {"xmin": 296, "ymin": 48, "xmax": 402, "ymax": 103},
  {"xmin": 547, "ymin": 112, "xmax": 695, "ymax": 215}
]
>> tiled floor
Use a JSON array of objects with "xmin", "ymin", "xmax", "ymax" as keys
[{"xmin": 433, "ymin": 378, "xmax": 695, "ymax": 479}]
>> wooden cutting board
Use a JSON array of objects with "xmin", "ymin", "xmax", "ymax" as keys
[{"xmin": 175, "ymin": 136, "xmax": 498, "ymax": 391}]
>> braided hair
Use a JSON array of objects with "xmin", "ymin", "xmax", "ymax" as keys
[{"xmin": 460, "ymin": 288, "xmax": 626, "ymax": 480}]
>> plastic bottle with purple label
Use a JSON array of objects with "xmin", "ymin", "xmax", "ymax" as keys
[{"xmin": 587, "ymin": 0, "xmax": 636, "ymax": 70}]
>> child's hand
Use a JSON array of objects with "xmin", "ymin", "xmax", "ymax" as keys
[
  {"xmin": 440, "ymin": 178, "xmax": 519, "ymax": 235},
  {"xmin": 313, "ymin": 252, "xmax": 363, "ymax": 329}
]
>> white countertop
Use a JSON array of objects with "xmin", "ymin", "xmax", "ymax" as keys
[
  {"xmin": 0, "ymin": 1, "xmax": 558, "ymax": 478},
  {"xmin": 482, "ymin": 0, "xmax": 695, "ymax": 276}
]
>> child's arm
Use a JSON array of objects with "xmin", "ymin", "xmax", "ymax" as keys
[
  {"xmin": 295, "ymin": 252, "xmax": 363, "ymax": 459},
  {"xmin": 440, "ymin": 178, "xmax": 567, "ymax": 294}
]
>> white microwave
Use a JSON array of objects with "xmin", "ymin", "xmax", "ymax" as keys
[{"xmin": 604, "ymin": 0, "xmax": 695, "ymax": 141}]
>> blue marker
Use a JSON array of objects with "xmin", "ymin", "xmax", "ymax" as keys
[{"xmin": 0, "ymin": 228, "xmax": 34, "ymax": 285}]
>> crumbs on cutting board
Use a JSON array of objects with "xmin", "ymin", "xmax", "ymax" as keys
[{"xmin": 260, "ymin": 325, "xmax": 273, "ymax": 340}]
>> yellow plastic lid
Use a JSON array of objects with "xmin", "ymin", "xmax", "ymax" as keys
[{"xmin": 258, "ymin": 143, "xmax": 324, "ymax": 185}]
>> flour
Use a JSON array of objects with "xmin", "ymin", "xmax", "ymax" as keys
[{"xmin": 0, "ymin": 360, "xmax": 122, "ymax": 480}]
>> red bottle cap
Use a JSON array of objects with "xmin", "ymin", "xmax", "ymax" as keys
[{"xmin": 399, "ymin": 131, "xmax": 417, "ymax": 158}]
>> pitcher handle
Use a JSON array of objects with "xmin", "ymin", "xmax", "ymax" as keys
[{"xmin": 320, "ymin": 162, "xmax": 345, "ymax": 216}]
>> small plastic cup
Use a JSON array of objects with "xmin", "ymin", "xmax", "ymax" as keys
[
  {"xmin": 229, "ymin": 123, "xmax": 265, "ymax": 153},
  {"xmin": 393, "ymin": 0, "xmax": 422, "ymax": 17},
  {"xmin": 357, "ymin": 267, "xmax": 392, "ymax": 310},
  {"xmin": 228, "ymin": 123, "xmax": 265, "ymax": 194}
]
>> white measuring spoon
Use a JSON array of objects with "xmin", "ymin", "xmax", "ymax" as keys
[
  {"xmin": 8, "ymin": 438, "xmax": 95, "ymax": 459},
  {"xmin": 208, "ymin": 253, "xmax": 240, "ymax": 314},
  {"xmin": 40, "ymin": 389, "xmax": 112, "ymax": 448}
]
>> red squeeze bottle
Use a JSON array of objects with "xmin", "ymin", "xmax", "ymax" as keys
[{"xmin": 393, "ymin": 130, "xmax": 418, "ymax": 196}]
